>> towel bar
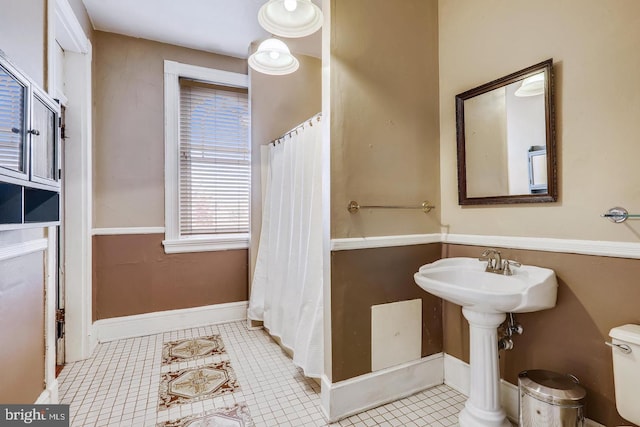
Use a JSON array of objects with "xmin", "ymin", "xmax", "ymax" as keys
[{"xmin": 347, "ymin": 200, "xmax": 435, "ymax": 214}]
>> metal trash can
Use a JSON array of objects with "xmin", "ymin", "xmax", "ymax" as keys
[{"xmin": 518, "ymin": 370, "xmax": 586, "ymax": 427}]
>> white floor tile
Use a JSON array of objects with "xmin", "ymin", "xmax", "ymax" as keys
[{"xmin": 59, "ymin": 320, "xmax": 466, "ymax": 426}]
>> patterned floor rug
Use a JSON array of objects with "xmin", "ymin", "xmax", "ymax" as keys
[
  {"xmin": 162, "ymin": 335, "xmax": 226, "ymax": 365},
  {"xmin": 156, "ymin": 403, "xmax": 255, "ymax": 427},
  {"xmin": 158, "ymin": 360, "xmax": 240, "ymax": 410}
]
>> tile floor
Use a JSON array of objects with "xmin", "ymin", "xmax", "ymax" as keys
[{"xmin": 58, "ymin": 321, "xmax": 466, "ymax": 426}]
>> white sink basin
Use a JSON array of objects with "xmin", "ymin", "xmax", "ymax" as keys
[
  {"xmin": 413, "ymin": 256, "xmax": 558, "ymax": 426},
  {"xmin": 414, "ymin": 257, "xmax": 557, "ymax": 313}
]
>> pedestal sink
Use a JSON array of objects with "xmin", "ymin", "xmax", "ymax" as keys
[{"xmin": 414, "ymin": 257, "xmax": 558, "ymax": 427}]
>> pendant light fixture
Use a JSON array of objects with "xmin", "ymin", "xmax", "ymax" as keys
[
  {"xmin": 258, "ymin": 0, "xmax": 323, "ymax": 38},
  {"xmin": 514, "ymin": 72, "xmax": 545, "ymax": 97},
  {"xmin": 248, "ymin": 38, "xmax": 300, "ymax": 75}
]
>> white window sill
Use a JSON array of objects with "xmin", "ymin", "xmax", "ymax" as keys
[{"xmin": 162, "ymin": 234, "xmax": 249, "ymax": 254}]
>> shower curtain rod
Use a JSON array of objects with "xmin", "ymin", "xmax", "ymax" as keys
[{"xmin": 269, "ymin": 112, "xmax": 322, "ymax": 146}]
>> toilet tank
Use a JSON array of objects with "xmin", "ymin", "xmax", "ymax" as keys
[{"xmin": 610, "ymin": 324, "xmax": 640, "ymax": 425}]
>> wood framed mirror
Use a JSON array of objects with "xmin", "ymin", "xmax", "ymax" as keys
[{"xmin": 456, "ymin": 59, "xmax": 556, "ymax": 205}]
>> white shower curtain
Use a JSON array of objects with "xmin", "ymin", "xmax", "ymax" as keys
[{"xmin": 248, "ymin": 115, "xmax": 323, "ymax": 378}]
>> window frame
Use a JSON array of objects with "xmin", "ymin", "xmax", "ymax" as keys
[{"xmin": 163, "ymin": 60, "xmax": 250, "ymax": 254}]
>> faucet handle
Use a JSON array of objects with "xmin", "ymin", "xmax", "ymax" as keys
[
  {"xmin": 503, "ymin": 260, "xmax": 521, "ymax": 276},
  {"xmin": 481, "ymin": 248, "xmax": 500, "ymax": 257}
]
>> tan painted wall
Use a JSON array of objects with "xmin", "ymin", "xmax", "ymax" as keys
[
  {"xmin": 93, "ymin": 234, "xmax": 248, "ymax": 319},
  {"xmin": 91, "ymin": 32, "xmax": 252, "ymax": 321},
  {"xmin": 442, "ymin": 244, "xmax": 640, "ymax": 426},
  {"xmin": 327, "ymin": 0, "xmax": 440, "ymax": 383},
  {"xmin": 0, "ymin": 0, "xmax": 46, "ymax": 87},
  {"xmin": 331, "ymin": 244, "xmax": 442, "ymax": 382},
  {"xmin": 92, "ymin": 31, "xmax": 247, "ymax": 228},
  {"xmin": 330, "ymin": 0, "xmax": 441, "ymax": 238},
  {"xmin": 439, "ymin": 0, "xmax": 640, "ymax": 241},
  {"xmin": 249, "ymin": 52, "xmax": 321, "ymax": 282},
  {"xmin": 250, "ymin": 53, "xmax": 321, "ymax": 147}
]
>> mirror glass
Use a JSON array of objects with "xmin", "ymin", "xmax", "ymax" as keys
[{"xmin": 456, "ymin": 59, "xmax": 556, "ymax": 205}]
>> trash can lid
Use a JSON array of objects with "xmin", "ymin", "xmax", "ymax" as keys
[{"xmin": 518, "ymin": 370, "xmax": 586, "ymax": 405}]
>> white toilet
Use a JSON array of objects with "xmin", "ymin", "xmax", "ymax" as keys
[{"xmin": 610, "ymin": 324, "xmax": 640, "ymax": 425}]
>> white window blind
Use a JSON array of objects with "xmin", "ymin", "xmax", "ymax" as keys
[
  {"xmin": 0, "ymin": 64, "xmax": 26, "ymax": 173},
  {"xmin": 179, "ymin": 79, "xmax": 250, "ymax": 236}
]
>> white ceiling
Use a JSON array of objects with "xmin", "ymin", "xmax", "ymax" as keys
[{"xmin": 82, "ymin": 0, "xmax": 322, "ymax": 59}]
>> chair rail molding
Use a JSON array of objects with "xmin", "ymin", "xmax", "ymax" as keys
[{"xmin": 329, "ymin": 233, "xmax": 640, "ymax": 259}]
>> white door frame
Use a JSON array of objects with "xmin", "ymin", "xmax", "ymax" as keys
[{"xmin": 49, "ymin": 0, "xmax": 94, "ymax": 365}]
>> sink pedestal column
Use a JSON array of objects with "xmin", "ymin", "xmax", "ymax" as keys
[{"xmin": 458, "ymin": 308, "xmax": 511, "ymax": 427}]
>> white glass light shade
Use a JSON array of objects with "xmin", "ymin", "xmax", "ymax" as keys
[
  {"xmin": 514, "ymin": 72, "xmax": 545, "ymax": 97},
  {"xmin": 258, "ymin": 0, "xmax": 323, "ymax": 38},
  {"xmin": 248, "ymin": 38, "xmax": 300, "ymax": 75}
]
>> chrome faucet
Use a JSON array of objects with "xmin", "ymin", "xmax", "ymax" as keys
[
  {"xmin": 479, "ymin": 249, "xmax": 521, "ymax": 276},
  {"xmin": 480, "ymin": 248, "xmax": 502, "ymax": 272}
]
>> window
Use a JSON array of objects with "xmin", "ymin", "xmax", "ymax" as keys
[
  {"xmin": 163, "ymin": 61, "xmax": 250, "ymax": 253},
  {"xmin": 0, "ymin": 62, "xmax": 28, "ymax": 178},
  {"xmin": 179, "ymin": 79, "xmax": 250, "ymax": 236}
]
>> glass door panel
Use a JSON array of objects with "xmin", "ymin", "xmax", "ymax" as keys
[{"xmin": 31, "ymin": 94, "xmax": 57, "ymax": 183}]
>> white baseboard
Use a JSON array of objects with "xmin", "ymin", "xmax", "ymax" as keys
[
  {"xmin": 321, "ymin": 353, "xmax": 444, "ymax": 422},
  {"xmin": 89, "ymin": 328, "xmax": 99, "ymax": 356},
  {"xmin": 35, "ymin": 379, "xmax": 59, "ymax": 404},
  {"xmin": 93, "ymin": 301, "xmax": 248, "ymax": 342},
  {"xmin": 443, "ymin": 353, "xmax": 470, "ymax": 395},
  {"xmin": 443, "ymin": 353, "xmax": 605, "ymax": 427}
]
